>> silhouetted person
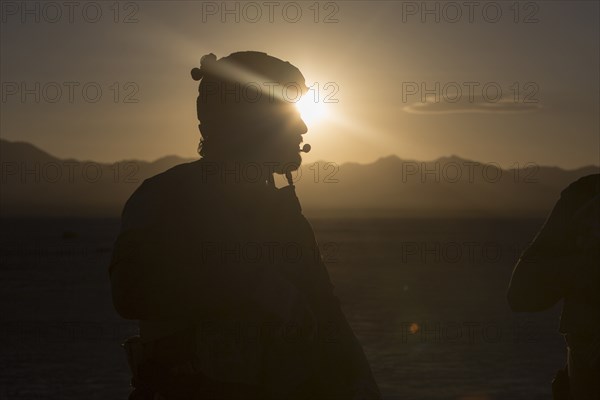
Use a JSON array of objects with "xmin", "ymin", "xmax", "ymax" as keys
[
  {"xmin": 507, "ymin": 174, "xmax": 600, "ymax": 399},
  {"xmin": 109, "ymin": 51, "xmax": 381, "ymax": 399}
]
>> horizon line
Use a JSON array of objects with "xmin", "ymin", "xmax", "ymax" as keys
[{"xmin": 1, "ymin": 138, "xmax": 599, "ymax": 172}]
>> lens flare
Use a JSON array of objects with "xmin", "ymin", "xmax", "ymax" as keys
[{"xmin": 295, "ymin": 94, "xmax": 327, "ymax": 125}]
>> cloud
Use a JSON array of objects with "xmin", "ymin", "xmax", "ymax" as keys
[{"xmin": 403, "ymin": 98, "xmax": 543, "ymax": 115}]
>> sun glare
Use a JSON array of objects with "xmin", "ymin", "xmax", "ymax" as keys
[{"xmin": 295, "ymin": 94, "xmax": 328, "ymax": 125}]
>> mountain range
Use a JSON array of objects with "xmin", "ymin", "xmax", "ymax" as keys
[{"xmin": 1, "ymin": 139, "xmax": 597, "ymax": 217}]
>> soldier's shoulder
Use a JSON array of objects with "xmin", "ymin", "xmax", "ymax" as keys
[
  {"xmin": 561, "ymin": 173, "xmax": 600, "ymax": 197},
  {"xmin": 121, "ymin": 160, "xmax": 204, "ymax": 222},
  {"xmin": 142, "ymin": 159, "xmax": 203, "ymax": 190}
]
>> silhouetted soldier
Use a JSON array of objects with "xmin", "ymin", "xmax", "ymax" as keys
[
  {"xmin": 508, "ymin": 174, "xmax": 600, "ymax": 399},
  {"xmin": 109, "ymin": 51, "xmax": 381, "ymax": 399}
]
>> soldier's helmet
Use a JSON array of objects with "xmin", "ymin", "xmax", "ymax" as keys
[{"xmin": 191, "ymin": 51, "xmax": 308, "ymax": 157}]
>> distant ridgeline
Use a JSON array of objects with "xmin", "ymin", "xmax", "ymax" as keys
[{"xmin": 1, "ymin": 139, "xmax": 597, "ymax": 217}]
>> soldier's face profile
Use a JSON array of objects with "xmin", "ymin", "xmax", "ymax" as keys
[{"xmin": 261, "ymin": 101, "xmax": 307, "ymax": 173}]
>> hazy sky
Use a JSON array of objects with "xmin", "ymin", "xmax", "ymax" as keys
[{"xmin": 1, "ymin": 1, "xmax": 598, "ymax": 169}]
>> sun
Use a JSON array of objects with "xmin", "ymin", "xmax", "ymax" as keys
[{"xmin": 295, "ymin": 94, "xmax": 328, "ymax": 125}]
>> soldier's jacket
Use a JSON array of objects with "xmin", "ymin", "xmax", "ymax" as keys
[
  {"xmin": 507, "ymin": 173, "xmax": 600, "ymax": 366},
  {"xmin": 109, "ymin": 158, "xmax": 381, "ymax": 399}
]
